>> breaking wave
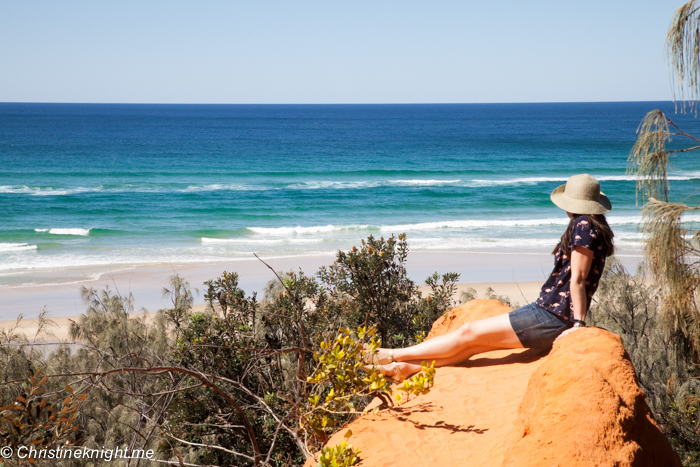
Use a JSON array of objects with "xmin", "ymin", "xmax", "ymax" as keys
[{"xmin": 35, "ymin": 228, "xmax": 91, "ymax": 236}]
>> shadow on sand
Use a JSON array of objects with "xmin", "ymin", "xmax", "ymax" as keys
[{"xmin": 462, "ymin": 347, "xmax": 549, "ymax": 368}]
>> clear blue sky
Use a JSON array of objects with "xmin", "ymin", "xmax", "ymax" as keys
[{"xmin": 0, "ymin": 0, "xmax": 687, "ymax": 103}]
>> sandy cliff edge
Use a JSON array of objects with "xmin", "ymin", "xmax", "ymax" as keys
[{"xmin": 307, "ymin": 299, "xmax": 681, "ymax": 467}]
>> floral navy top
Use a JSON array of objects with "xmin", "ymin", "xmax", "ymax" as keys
[{"xmin": 535, "ymin": 215, "xmax": 608, "ymax": 321}]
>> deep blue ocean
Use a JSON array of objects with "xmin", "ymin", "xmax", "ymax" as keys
[{"xmin": 1, "ymin": 102, "xmax": 699, "ymax": 287}]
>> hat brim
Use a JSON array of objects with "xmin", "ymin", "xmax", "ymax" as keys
[{"xmin": 550, "ymin": 183, "xmax": 612, "ymax": 215}]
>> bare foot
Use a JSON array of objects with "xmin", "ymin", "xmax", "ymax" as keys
[
  {"xmin": 376, "ymin": 362, "xmax": 420, "ymax": 383},
  {"xmin": 361, "ymin": 346, "xmax": 394, "ymax": 365}
]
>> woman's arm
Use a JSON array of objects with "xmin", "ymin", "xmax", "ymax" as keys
[
  {"xmin": 554, "ymin": 245, "xmax": 593, "ymax": 343},
  {"xmin": 570, "ymin": 245, "xmax": 593, "ymax": 322}
]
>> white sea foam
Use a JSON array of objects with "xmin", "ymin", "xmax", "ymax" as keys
[
  {"xmin": 380, "ymin": 218, "xmax": 566, "ymax": 232},
  {"xmin": 379, "ymin": 216, "xmax": 641, "ymax": 232},
  {"xmin": 0, "ymin": 253, "xmax": 198, "ymax": 272},
  {"xmin": 470, "ymin": 172, "xmax": 700, "ymax": 186},
  {"xmin": 288, "ymin": 181, "xmax": 383, "ymax": 190},
  {"xmin": 0, "ymin": 243, "xmax": 38, "ymax": 252},
  {"xmin": 2, "ymin": 171, "xmax": 699, "ymax": 198},
  {"xmin": 182, "ymin": 184, "xmax": 269, "ymax": 192},
  {"xmin": 389, "ymin": 179, "xmax": 461, "ymax": 186},
  {"xmin": 470, "ymin": 177, "xmax": 567, "ymax": 186},
  {"xmin": 247, "ymin": 225, "xmax": 370, "ymax": 235},
  {"xmin": 32, "ymin": 187, "xmax": 100, "ymax": 196},
  {"xmin": 605, "ymin": 216, "xmax": 643, "ymax": 225},
  {"xmin": 408, "ymin": 237, "xmax": 561, "ymax": 250},
  {"xmin": 2, "ymin": 169, "xmax": 700, "ymax": 199},
  {"xmin": 44, "ymin": 228, "xmax": 91, "ymax": 236},
  {"xmin": 0, "ymin": 184, "xmax": 265, "ymax": 195},
  {"xmin": 0, "ymin": 185, "xmax": 31, "ymax": 194},
  {"xmin": 201, "ymin": 237, "xmax": 321, "ymax": 244},
  {"xmin": 0, "ymin": 272, "xmax": 106, "ymax": 289},
  {"xmin": 0, "ymin": 228, "xmax": 649, "ymax": 277},
  {"xmin": 242, "ymin": 217, "xmax": 642, "ymax": 238},
  {"xmin": 0, "ymin": 247, "xmax": 336, "ymax": 273},
  {"xmin": 600, "ymin": 173, "xmax": 700, "ymax": 181},
  {"xmin": 283, "ymin": 174, "xmax": 700, "ymax": 190},
  {"xmin": 0, "ymin": 185, "xmax": 104, "ymax": 196},
  {"xmin": 288, "ymin": 179, "xmax": 463, "ymax": 190}
]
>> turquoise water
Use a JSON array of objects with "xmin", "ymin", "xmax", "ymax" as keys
[{"xmin": 1, "ymin": 102, "xmax": 699, "ymax": 286}]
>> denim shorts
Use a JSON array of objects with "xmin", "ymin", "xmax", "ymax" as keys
[{"xmin": 508, "ymin": 302, "xmax": 572, "ymax": 349}]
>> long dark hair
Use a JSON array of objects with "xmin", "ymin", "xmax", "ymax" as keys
[{"xmin": 552, "ymin": 214, "xmax": 615, "ymax": 257}]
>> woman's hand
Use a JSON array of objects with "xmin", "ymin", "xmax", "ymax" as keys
[{"xmin": 554, "ymin": 327, "xmax": 582, "ymax": 343}]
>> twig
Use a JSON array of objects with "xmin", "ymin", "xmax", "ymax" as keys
[{"xmin": 512, "ymin": 269, "xmax": 529, "ymax": 304}]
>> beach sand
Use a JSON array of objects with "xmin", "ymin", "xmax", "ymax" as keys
[
  {"xmin": 0, "ymin": 281, "xmax": 544, "ymax": 342},
  {"xmin": 0, "ymin": 248, "xmax": 644, "ymax": 338}
]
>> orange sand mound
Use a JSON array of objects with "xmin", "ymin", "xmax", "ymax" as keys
[{"xmin": 307, "ymin": 299, "xmax": 680, "ymax": 467}]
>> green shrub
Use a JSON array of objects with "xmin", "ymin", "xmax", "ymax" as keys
[
  {"xmin": 0, "ymin": 234, "xmax": 456, "ymax": 466},
  {"xmin": 458, "ymin": 286, "xmax": 518, "ymax": 308},
  {"xmin": 318, "ymin": 234, "xmax": 459, "ymax": 348},
  {"xmin": 459, "ymin": 287, "xmax": 478, "ymax": 304},
  {"xmin": 315, "ymin": 431, "xmax": 360, "ymax": 467}
]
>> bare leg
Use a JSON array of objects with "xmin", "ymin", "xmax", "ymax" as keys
[
  {"xmin": 393, "ymin": 313, "xmax": 522, "ymax": 362},
  {"xmin": 375, "ymin": 344, "xmax": 507, "ymax": 380}
]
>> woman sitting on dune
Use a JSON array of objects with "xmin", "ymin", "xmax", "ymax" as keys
[{"xmin": 363, "ymin": 174, "xmax": 615, "ymax": 383}]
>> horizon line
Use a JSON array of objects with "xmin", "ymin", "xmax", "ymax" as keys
[{"xmin": 0, "ymin": 99, "xmax": 678, "ymax": 106}]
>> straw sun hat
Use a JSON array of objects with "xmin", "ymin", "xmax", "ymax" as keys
[{"xmin": 550, "ymin": 174, "xmax": 612, "ymax": 215}]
